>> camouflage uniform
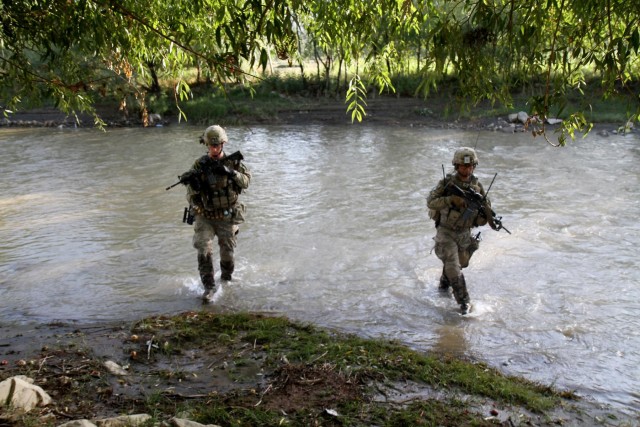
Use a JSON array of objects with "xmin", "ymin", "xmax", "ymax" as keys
[
  {"xmin": 427, "ymin": 147, "xmax": 491, "ymax": 314},
  {"xmin": 185, "ymin": 126, "xmax": 251, "ymax": 298}
]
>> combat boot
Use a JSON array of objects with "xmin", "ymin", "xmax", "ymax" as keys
[
  {"xmin": 197, "ymin": 253, "xmax": 215, "ymax": 300},
  {"xmin": 201, "ymin": 273, "xmax": 215, "ymax": 301},
  {"xmin": 220, "ymin": 260, "xmax": 234, "ymax": 281},
  {"xmin": 438, "ymin": 267, "xmax": 450, "ymax": 291},
  {"xmin": 459, "ymin": 302, "xmax": 469, "ymax": 315},
  {"xmin": 450, "ymin": 274, "xmax": 470, "ymax": 314}
]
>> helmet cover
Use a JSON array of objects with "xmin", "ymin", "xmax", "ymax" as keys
[
  {"xmin": 452, "ymin": 147, "xmax": 479, "ymax": 166},
  {"xmin": 201, "ymin": 125, "xmax": 228, "ymax": 145}
]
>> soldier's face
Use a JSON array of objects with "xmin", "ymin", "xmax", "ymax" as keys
[
  {"xmin": 208, "ymin": 143, "xmax": 223, "ymax": 158},
  {"xmin": 457, "ymin": 163, "xmax": 474, "ymax": 180}
]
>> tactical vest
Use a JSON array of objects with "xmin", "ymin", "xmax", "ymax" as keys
[
  {"xmin": 438, "ymin": 174, "xmax": 484, "ymax": 230},
  {"xmin": 193, "ymin": 154, "xmax": 242, "ymax": 214}
]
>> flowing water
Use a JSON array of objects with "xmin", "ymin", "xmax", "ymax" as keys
[{"xmin": 1, "ymin": 124, "xmax": 638, "ymax": 415}]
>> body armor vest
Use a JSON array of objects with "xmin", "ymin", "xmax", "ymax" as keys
[
  {"xmin": 194, "ymin": 155, "xmax": 241, "ymax": 212},
  {"xmin": 440, "ymin": 174, "xmax": 483, "ymax": 230}
]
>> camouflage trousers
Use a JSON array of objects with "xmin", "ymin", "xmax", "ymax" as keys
[
  {"xmin": 192, "ymin": 215, "xmax": 239, "ymax": 280},
  {"xmin": 433, "ymin": 226, "xmax": 479, "ymax": 282}
]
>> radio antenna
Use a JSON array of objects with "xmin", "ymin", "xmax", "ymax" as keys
[
  {"xmin": 484, "ymin": 172, "xmax": 498, "ymax": 198},
  {"xmin": 473, "ymin": 132, "xmax": 480, "ymax": 149}
]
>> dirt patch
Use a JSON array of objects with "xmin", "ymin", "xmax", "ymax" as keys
[
  {"xmin": 0, "ymin": 316, "xmax": 370, "ymax": 425},
  {"xmin": 257, "ymin": 363, "xmax": 365, "ymax": 413}
]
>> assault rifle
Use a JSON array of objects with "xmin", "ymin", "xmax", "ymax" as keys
[
  {"xmin": 165, "ymin": 151, "xmax": 244, "ymax": 191},
  {"xmin": 447, "ymin": 173, "xmax": 511, "ymax": 234},
  {"xmin": 165, "ymin": 169, "xmax": 199, "ymax": 191}
]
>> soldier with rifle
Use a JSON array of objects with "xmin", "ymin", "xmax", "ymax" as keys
[
  {"xmin": 426, "ymin": 147, "xmax": 509, "ymax": 314},
  {"xmin": 168, "ymin": 125, "xmax": 251, "ymax": 302}
]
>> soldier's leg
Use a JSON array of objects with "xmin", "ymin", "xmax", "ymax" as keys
[
  {"xmin": 435, "ymin": 229, "xmax": 469, "ymax": 313},
  {"xmin": 193, "ymin": 218, "xmax": 216, "ymax": 299},
  {"xmin": 198, "ymin": 253, "xmax": 215, "ymax": 299},
  {"xmin": 216, "ymin": 223, "xmax": 238, "ymax": 281},
  {"xmin": 459, "ymin": 250, "xmax": 470, "ymax": 269},
  {"xmin": 220, "ymin": 260, "xmax": 234, "ymax": 281},
  {"xmin": 438, "ymin": 266, "xmax": 450, "ymax": 291},
  {"xmin": 450, "ymin": 274, "xmax": 470, "ymax": 314},
  {"xmin": 434, "ymin": 230, "xmax": 461, "ymax": 286},
  {"xmin": 456, "ymin": 231, "xmax": 476, "ymax": 313},
  {"xmin": 459, "ymin": 232, "xmax": 479, "ymax": 269}
]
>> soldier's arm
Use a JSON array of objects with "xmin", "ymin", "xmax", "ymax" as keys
[
  {"xmin": 231, "ymin": 162, "xmax": 251, "ymax": 190},
  {"xmin": 186, "ymin": 159, "xmax": 205, "ymax": 204},
  {"xmin": 427, "ymin": 179, "xmax": 453, "ymax": 211}
]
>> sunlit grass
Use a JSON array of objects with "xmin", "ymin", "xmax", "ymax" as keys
[
  {"xmin": 146, "ymin": 72, "xmax": 635, "ymax": 126},
  {"xmin": 133, "ymin": 311, "xmax": 564, "ymax": 414}
]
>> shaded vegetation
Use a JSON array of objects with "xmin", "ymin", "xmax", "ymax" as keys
[
  {"xmin": 2, "ymin": 0, "xmax": 639, "ymax": 142},
  {"xmin": 142, "ymin": 72, "xmax": 638, "ymax": 129}
]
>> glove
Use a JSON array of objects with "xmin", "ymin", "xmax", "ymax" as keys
[
  {"xmin": 450, "ymin": 195, "xmax": 467, "ymax": 209},
  {"xmin": 180, "ymin": 171, "xmax": 200, "ymax": 190},
  {"xmin": 486, "ymin": 209, "xmax": 498, "ymax": 230},
  {"xmin": 213, "ymin": 164, "xmax": 236, "ymax": 177}
]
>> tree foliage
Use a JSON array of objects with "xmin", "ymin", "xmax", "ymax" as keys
[{"xmin": 1, "ymin": 0, "xmax": 638, "ymax": 141}]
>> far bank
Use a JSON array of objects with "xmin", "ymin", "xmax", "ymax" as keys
[{"xmin": 2, "ymin": 95, "xmax": 635, "ymax": 140}]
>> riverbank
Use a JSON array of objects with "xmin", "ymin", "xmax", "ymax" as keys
[
  {"xmin": 3, "ymin": 95, "xmax": 633, "ymax": 146},
  {"xmin": 1, "ymin": 97, "xmax": 498, "ymax": 128},
  {"xmin": 0, "ymin": 95, "xmax": 596, "ymax": 128},
  {"xmin": 1, "ymin": 311, "xmax": 636, "ymax": 426}
]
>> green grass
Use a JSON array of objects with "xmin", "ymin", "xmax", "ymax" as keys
[
  {"xmin": 131, "ymin": 311, "xmax": 565, "ymax": 425},
  {"xmin": 6, "ymin": 310, "xmax": 624, "ymax": 427},
  {"xmin": 141, "ymin": 71, "xmax": 638, "ymax": 126}
]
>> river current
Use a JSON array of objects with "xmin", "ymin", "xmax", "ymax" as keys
[{"xmin": 0, "ymin": 124, "xmax": 638, "ymax": 416}]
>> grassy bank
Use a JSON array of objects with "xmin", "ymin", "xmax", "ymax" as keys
[
  {"xmin": 5, "ymin": 72, "xmax": 637, "ymax": 132},
  {"xmin": 3, "ymin": 311, "xmax": 634, "ymax": 426},
  {"xmin": 141, "ymin": 72, "xmax": 639, "ymax": 127}
]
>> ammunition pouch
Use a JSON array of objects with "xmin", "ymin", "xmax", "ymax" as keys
[
  {"xmin": 193, "ymin": 202, "xmax": 246, "ymax": 224},
  {"xmin": 428, "ymin": 207, "xmax": 441, "ymax": 227},
  {"xmin": 441, "ymin": 207, "xmax": 476, "ymax": 230},
  {"xmin": 193, "ymin": 205, "xmax": 234, "ymax": 220}
]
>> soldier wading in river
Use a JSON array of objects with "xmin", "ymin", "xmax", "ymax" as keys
[
  {"xmin": 427, "ymin": 147, "xmax": 497, "ymax": 314},
  {"xmin": 185, "ymin": 125, "xmax": 251, "ymax": 301}
]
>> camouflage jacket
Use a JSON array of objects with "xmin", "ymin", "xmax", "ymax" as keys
[
  {"xmin": 427, "ymin": 172, "xmax": 490, "ymax": 230},
  {"xmin": 186, "ymin": 152, "xmax": 251, "ymax": 215}
]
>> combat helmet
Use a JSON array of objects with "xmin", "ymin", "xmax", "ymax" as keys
[
  {"xmin": 452, "ymin": 147, "xmax": 479, "ymax": 166},
  {"xmin": 201, "ymin": 125, "xmax": 228, "ymax": 146}
]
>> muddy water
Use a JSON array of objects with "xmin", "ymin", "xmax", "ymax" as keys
[{"xmin": 0, "ymin": 125, "xmax": 638, "ymax": 415}]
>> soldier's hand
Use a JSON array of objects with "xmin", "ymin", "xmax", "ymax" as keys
[
  {"xmin": 181, "ymin": 172, "xmax": 200, "ymax": 190},
  {"xmin": 482, "ymin": 202, "xmax": 497, "ymax": 229},
  {"xmin": 213, "ymin": 164, "xmax": 236, "ymax": 177},
  {"xmin": 212, "ymin": 164, "xmax": 226, "ymax": 175},
  {"xmin": 450, "ymin": 195, "xmax": 467, "ymax": 209},
  {"xmin": 179, "ymin": 171, "xmax": 194, "ymax": 182}
]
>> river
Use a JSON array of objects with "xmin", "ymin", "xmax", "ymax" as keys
[{"xmin": 0, "ymin": 124, "xmax": 638, "ymax": 416}]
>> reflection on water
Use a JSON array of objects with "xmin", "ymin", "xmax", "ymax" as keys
[
  {"xmin": 432, "ymin": 324, "xmax": 468, "ymax": 355},
  {"xmin": 0, "ymin": 125, "xmax": 639, "ymax": 415}
]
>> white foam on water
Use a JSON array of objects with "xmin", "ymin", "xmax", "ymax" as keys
[{"xmin": 462, "ymin": 300, "xmax": 494, "ymax": 318}]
